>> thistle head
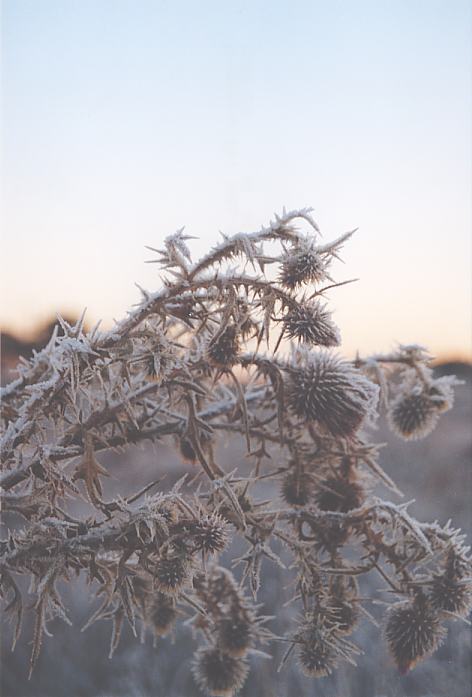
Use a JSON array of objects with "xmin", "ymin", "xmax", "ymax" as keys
[
  {"xmin": 282, "ymin": 300, "xmax": 340, "ymax": 347},
  {"xmin": 148, "ymin": 592, "xmax": 178, "ymax": 636},
  {"xmin": 206, "ymin": 325, "xmax": 240, "ymax": 368},
  {"xmin": 314, "ymin": 475, "xmax": 365, "ymax": 513},
  {"xmin": 216, "ymin": 614, "xmax": 254, "ymax": 657},
  {"xmin": 429, "ymin": 548, "xmax": 472, "ymax": 617},
  {"xmin": 388, "ymin": 378, "xmax": 454, "ymax": 441},
  {"xmin": 279, "ymin": 239, "xmax": 330, "ymax": 289},
  {"xmin": 429, "ymin": 574, "xmax": 472, "ymax": 617},
  {"xmin": 285, "ymin": 348, "xmax": 378, "ymax": 437},
  {"xmin": 153, "ymin": 554, "xmax": 191, "ymax": 596},
  {"xmin": 192, "ymin": 646, "xmax": 249, "ymax": 696},
  {"xmin": 295, "ymin": 612, "xmax": 349, "ymax": 677},
  {"xmin": 280, "ymin": 467, "xmax": 313, "ymax": 506},
  {"xmin": 193, "ymin": 514, "xmax": 229, "ymax": 555},
  {"xmin": 384, "ymin": 596, "xmax": 447, "ymax": 674}
]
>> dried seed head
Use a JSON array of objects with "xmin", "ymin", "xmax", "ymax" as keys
[
  {"xmin": 216, "ymin": 615, "xmax": 254, "ymax": 657},
  {"xmin": 148, "ymin": 592, "xmax": 178, "ymax": 636},
  {"xmin": 286, "ymin": 348, "xmax": 378, "ymax": 437},
  {"xmin": 194, "ymin": 565, "xmax": 241, "ymax": 606},
  {"xmin": 154, "ymin": 555, "xmax": 191, "ymax": 596},
  {"xmin": 314, "ymin": 476, "xmax": 365, "ymax": 513},
  {"xmin": 429, "ymin": 574, "xmax": 472, "ymax": 618},
  {"xmin": 282, "ymin": 301, "xmax": 340, "ymax": 347},
  {"xmin": 192, "ymin": 646, "xmax": 249, "ymax": 696},
  {"xmin": 295, "ymin": 619, "xmax": 341, "ymax": 677},
  {"xmin": 193, "ymin": 514, "xmax": 229, "ymax": 554},
  {"xmin": 206, "ymin": 326, "xmax": 240, "ymax": 368},
  {"xmin": 388, "ymin": 390, "xmax": 439, "ymax": 441},
  {"xmin": 384, "ymin": 597, "xmax": 447, "ymax": 674},
  {"xmin": 280, "ymin": 468, "xmax": 313, "ymax": 506},
  {"xmin": 279, "ymin": 241, "xmax": 330, "ymax": 289}
]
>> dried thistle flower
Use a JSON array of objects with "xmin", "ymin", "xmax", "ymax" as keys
[
  {"xmin": 216, "ymin": 615, "xmax": 254, "ymax": 657},
  {"xmin": 153, "ymin": 554, "xmax": 191, "ymax": 596},
  {"xmin": 285, "ymin": 348, "xmax": 378, "ymax": 436},
  {"xmin": 279, "ymin": 240, "xmax": 330, "ymax": 289},
  {"xmin": 384, "ymin": 596, "xmax": 447, "ymax": 674},
  {"xmin": 282, "ymin": 301, "xmax": 340, "ymax": 347},
  {"xmin": 314, "ymin": 475, "xmax": 365, "ymax": 512},
  {"xmin": 388, "ymin": 389, "xmax": 440, "ymax": 441},
  {"xmin": 148, "ymin": 592, "xmax": 178, "ymax": 636},
  {"xmin": 295, "ymin": 613, "xmax": 347, "ymax": 677},
  {"xmin": 192, "ymin": 646, "xmax": 249, "ymax": 696},
  {"xmin": 280, "ymin": 467, "xmax": 313, "ymax": 506},
  {"xmin": 388, "ymin": 377, "xmax": 455, "ymax": 441},
  {"xmin": 206, "ymin": 325, "xmax": 240, "ymax": 368},
  {"xmin": 428, "ymin": 549, "xmax": 472, "ymax": 617},
  {"xmin": 192, "ymin": 514, "xmax": 229, "ymax": 554},
  {"xmin": 429, "ymin": 574, "xmax": 472, "ymax": 617}
]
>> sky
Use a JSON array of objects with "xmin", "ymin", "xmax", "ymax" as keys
[{"xmin": 1, "ymin": 0, "xmax": 471, "ymax": 360}]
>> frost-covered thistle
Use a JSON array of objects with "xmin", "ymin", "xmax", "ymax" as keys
[
  {"xmin": 153, "ymin": 554, "xmax": 192, "ymax": 596},
  {"xmin": 280, "ymin": 467, "xmax": 313, "ymax": 506},
  {"xmin": 191, "ymin": 514, "xmax": 229, "ymax": 555},
  {"xmin": 148, "ymin": 593, "xmax": 178, "ymax": 636},
  {"xmin": 388, "ymin": 378, "xmax": 455, "ymax": 441},
  {"xmin": 428, "ymin": 547, "xmax": 472, "ymax": 617},
  {"xmin": 0, "ymin": 207, "xmax": 466, "ymax": 691},
  {"xmin": 216, "ymin": 615, "xmax": 254, "ymax": 657},
  {"xmin": 384, "ymin": 596, "xmax": 447, "ymax": 674},
  {"xmin": 285, "ymin": 348, "xmax": 378, "ymax": 437},
  {"xmin": 389, "ymin": 389, "xmax": 440, "ymax": 440},
  {"xmin": 192, "ymin": 647, "xmax": 249, "ymax": 697},
  {"xmin": 281, "ymin": 300, "xmax": 340, "ymax": 347},
  {"xmin": 206, "ymin": 325, "xmax": 240, "ymax": 368},
  {"xmin": 294, "ymin": 611, "xmax": 356, "ymax": 677},
  {"xmin": 279, "ymin": 239, "xmax": 331, "ymax": 289},
  {"xmin": 314, "ymin": 474, "xmax": 365, "ymax": 512}
]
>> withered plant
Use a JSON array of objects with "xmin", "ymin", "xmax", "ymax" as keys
[{"xmin": 1, "ymin": 208, "xmax": 470, "ymax": 694}]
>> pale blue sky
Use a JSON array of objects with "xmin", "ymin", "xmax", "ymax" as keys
[{"xmin": 2, "ymin": 0, "xmax": 471, "ymax": 358}]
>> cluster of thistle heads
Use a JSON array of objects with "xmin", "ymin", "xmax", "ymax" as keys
[{"xmin": 1, "ymin": 208, "xmax": 470, "ymax": 695}]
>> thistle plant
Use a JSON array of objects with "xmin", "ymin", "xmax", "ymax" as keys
[{"xmin": 1, "ymin": 207, "xmax": 469, "ymax": 694}]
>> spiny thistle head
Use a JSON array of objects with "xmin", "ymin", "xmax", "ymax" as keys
[
  {"xmin": 279, "ymin": 240, "xmax": 330, "ymax": 289},
  {"xmin": 384, "ymin": 596, "xmax": 447, "ymax": 674},
  {"xmin": 388, "ymin": 390, "xmax": 439, "ymax": 441},
  {"xmin": 206, "ymin": 325, "xmax": 240, "ymax": 368},
  {"xmin": 280, "ymin": 467, "xmax": 313, "ymax": 506},
  {"xmin": 153, "ymin": 554, "xmax": 191, "ymax": 596},
  {"xmin": 314, "ymin": 475, "xmax": 365, "ymax": 513},
  {"xmin": 295, "ymin": 614, "xmax": 344, "ymax": 677},
  {"xmin": 285, "ymin": 348, "xmax": 378, "ymax": 437},
  {"xmin": 282, "ymin": 301, "xmax": 340, "ymax": 347},
  {"xmin": 192, "ymin": 646, "xmax": 249, "ymax": 696},
  {"xmin": 148, "ymin": 592, "xmax": 178, "ymax": 636},
  {"xmin": 388, "ymin": 379, "xmax": 454, "ymax": 441},
  {"xmin": 429, "ymin": 546, "xmax": 472, "ymax": 617},
  {"xmin": 193, "ymin": 514, "xmax": 229, "ymax": 554},
  {"xmin": 216, "ymin": 615, "xmax": 254, "ymax": 657},
  {"xmin": 429, "ymin": 574, "xmax": 472, "ymax": 618}
]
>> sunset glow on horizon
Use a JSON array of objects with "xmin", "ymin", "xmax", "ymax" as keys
[{"xmin": 2, "ymin": 0, "xmax": 471, "ymax": 361}]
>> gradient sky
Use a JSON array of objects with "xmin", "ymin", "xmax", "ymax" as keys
[{"xmin": 2, "ymin": 0, "xmax": 471, "ymax": 359}]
